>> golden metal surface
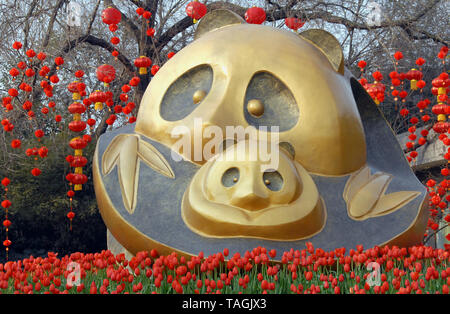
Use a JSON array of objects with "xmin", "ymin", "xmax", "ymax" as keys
[
  {"xmin": 247, "ymin": 99, "xmax": 264, "ymax": 117},
  {"xmin": 192, "ymin": 89, "xmax": 206, "ymax": 104},
  {"xmin": 299, "ymin": 29, "xmax": 345, "ymax": 75},
  {"xmin": 136, "ymin": 20, "xmax": 366, "ymax": 175},
  {"xmin": 102, "ymin": 134, "xmax": 174, "ymax": 214},
  {"xmin": 194, "ymin": 9, "xmax": 245, "ymax": 40},
  {"xmin": 343, "ymin": 166, "xmax": 420, "ymax": 220},
  {"xmin": 181, "ymin": 140, "xmax": 326, "ymax": 240}
]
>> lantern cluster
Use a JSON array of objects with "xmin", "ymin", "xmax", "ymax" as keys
[
  {"xmin": 101, "ymin": 7, "xmax": 122, "ymax": 58},
  {"xmin": 186, "ymin": 1, "xmax": 207, "ymax": 24},
  {"xmin": 67, "ymin": 79, "xmax": 89, "ymax": 192},
  {"xmin": 360, "ymin": 71, "xmax": 385, "ymax": 105},
  {"xmin": 135, "ymin": 7, "xmax": 155, "ymax": 37},
  {"xmin": 431, "ymin": 72, "xmax": 450, "ymax": 134},
  {"xmin": 1, "ymin": 177, "xmax": 11, "ymax": 260}
]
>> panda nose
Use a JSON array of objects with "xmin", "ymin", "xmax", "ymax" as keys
[{"xmin": 230, "ymin": 177, "xmax": 270, "ymax": 211}]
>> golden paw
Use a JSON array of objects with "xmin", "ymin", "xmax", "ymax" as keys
[{"xmin": 344, "ymin": 166, "xmax": 420, "ymax": 220}]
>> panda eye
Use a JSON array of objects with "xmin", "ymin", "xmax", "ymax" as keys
[
  {"xmin": 263, "ymin": 170, "xmax": 283, "ymax": 191},
  {"xmin": 222, "ymin": 167, "xmax": 240, "ymax": 187},
  {"xmin": 160, "ymin": 64, "xmax": 213, "ymax": 121},
  {"xmin": 244, "ymin": 72, "xmax": 299, "ymax": 132}
]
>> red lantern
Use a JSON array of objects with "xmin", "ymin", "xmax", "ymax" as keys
[
  {"xmin": 129, "ymin": 77, "xmax": 140, "ymax": 86},
  {"xmin": 31, "ymin": 168, "xmax": 41, "ymax": 177},
  {"xmin": 134, "ymin": 56, "xmax": 152, "ymax": 75},
  {"xmin": 87, "ymin": 118, "xmax": 96, "ymax": 127},
  {"xmin": 433, "ymin": 122, "xmax": 450, "ymax": 134},
  {"xmin": 432, "ymin": 104, "xmax": 448, "ymax": 115},
  {"xmin": 394, "ymin": 51, "xmax": 403, "ymax": 61},
  {"xmin": 9, "ymin": 68, "xmax": 19, "ymax": 77},
  {"xmin": 358, "ymin": 60, "xmax": 367, "ymax": 69},
  {"xmin": 26, "ymin": 49, "xmax": 36, "ymax": 58},
  {"xmin": 70, "ymin": 174, "xmax": 88, "ymax": 185},
  {"xmin": 406, "ymin": 68, "xmax": 422, "ymax": 85},
  {"xmin": 55, "ymin": 57, "xmax": 64, "ymax": 66},
  {"xmin": 12, "ymin": 41, "xmax": 22, "ymax": 50},
  {"xmin": 37, "ymin": 52, "xmax": 46, "ymax": 61},
  {"xmin": 68, "ymin": 102, "xmax": 87, "ymax": 114},
  {"xmin": 75, "ymin": 70, "xmax": 84, "ymax": 78},
  {"xmin": 89, "ymin": 90, "xmax": 108, "ymax": 110},
  {"xmin": 186, "ymin": 1, "xmax": 207, "ymax": 23},
  {"xmin": 70, "ymin": 156, "xmax": 88, "ymax": 168},
  {"xmin": 96, "ymin": 64, "xmax": 116, "ymax": 86},
  {"xmin": 416, "ymin": 57, "xmax": 426, "ymax": 66},
  {"xmin": 151, "ymin": 65, "xmax": 160, "ymax": 76},
  {"xmin": 69, "ymin": 120, "xmax": 87, "ymax": 133},
  {"xmin": 101, "ymin": 7, "xmax": 122, "ymax": 25},
  {"xmin": 285, "ymin": 17, "xmax": 304, "ymax": 31},
  {"xmin": 69, "ymin": 138, "xmax": 87, "ymax": 150},
  {"xmin": 245, "ymin": 7, "xmax": 266, "ymax": 24},
  {"xmin": 111, "ymin": 37, "xmax": 120, "ymax": 45},
  {"xmin": 146, "ymin": 28, "xmax": 155, "ymax": 37}
]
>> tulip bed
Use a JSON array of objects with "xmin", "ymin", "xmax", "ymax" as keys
[{"xmin": 0, "ymin": 243, "xmax": 448, "ymax": 294}]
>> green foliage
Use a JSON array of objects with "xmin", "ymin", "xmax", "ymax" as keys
[{"xmin": 0, "ymin": 131, "xmax": 106, "ymax": 262}]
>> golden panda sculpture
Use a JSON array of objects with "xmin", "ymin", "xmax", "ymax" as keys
[{"xmin": 93, "ymin": 10, "xmax": 428, "ymax": 259}]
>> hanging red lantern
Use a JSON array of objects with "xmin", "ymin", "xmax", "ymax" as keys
[
  {"xmin": 37, "ymin": 52, "xmax": 46, "ymax": 61},
  {"xmin": 89, "ymin": 90, "xmax": 108, "ymax": 110},
  {"xmin": 129, "ymin": 76, "xmax": 140, "ymax": 86},
  {"xmin": 96, "ymin": 64, "xmax": 116, "ymax": 86},
  {"xmin": 101, "ymin": 7, "xmax": 122, "ymax": 25},
  {"xmin": 136, "ymin": 7, "xmax": 145, "ymax": 15},
  {"xmin": 31, "ymin": 168, "xmax": 41, "ymax": 177},
  {"xmin": 12, "ymin": 41, "xmax": 22, "ymax": 50},
  {"xmin": 9, "ymin": 68, "xmax": 19, "ymax": 77},
  {"xmin": 143, "ymin": 11, "xmax": 152, "ymax": 20},
  {"xmin": 26, "ymin": 49, "xmax": 36, "ymax": 58},
  {"xmin": 69, "ymin": 137, "xmax": 87, "ymax": 150},
  {"xmin": 68, "ymin": 102, "xmax": 86, "ymax": 114},
  {"xmin": 111, "ymin": 36, "xmax": 120, "ymax": 45},
  {"xmin": 285, "ymin": 17, "xmax": 304, "ymax": 31},
  {"xmin": 69, "ymin": 120, "xmax": 86, "ymax": 133},
  {"xmin": 365, "ymin": 82, "xmax": 385, "ymax": 105},
  {"xmin": 70, "ymin": 156, "xmax": 88, "ymax": 168},
  {"xmin": 151, "ymin": 65, "xmax": 160, "ymax": 76},
  {"xmin": 358, "ymin": 60, "xmax": 367, "ymax": 70},
  {"xmin": 134, "ymin": 56, "xmax": 152, "ymax": 75},
  {"xmin": 87, "ymin": 118, "xmax": 96, "ymax": 128},
  {"xmin": 416, "ymin": 57, "xmax": 426, "ymax": 67},
  {"xmin": 109, "ymin": 24, "xmax": 118, "ymax": 33},
  {"xmin": 245, "ymin": 7, "xmax": 266, "ymax": 24},
  {"xmin": 75, "ymin": 70, "xmax": 85, "ymax": 78},
  {"xmin": 433, "ymin": 122, "xmax": 450, "ymax": 134},
  {"xmin": 55, "ymin": 56, "xmax": 64, "ymax": 67},
  {"xmin": 394, "ymin": 51, "xmax": 403, "ymax": 61},
  {"xmin": 186, "ymin": 1, "xmax": 207, "ymax": 23},
  {"xmin": 406, "ymin": 69, "xmax": 423, "ymax": 90},
  {"xmin": 146, "ymin": 28, "xmax": 155, "ymax": 37}
]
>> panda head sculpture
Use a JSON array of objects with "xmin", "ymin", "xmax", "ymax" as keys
[{"xmin": 93, "ymin": 10, "xmax": 428, "ymax": 259}]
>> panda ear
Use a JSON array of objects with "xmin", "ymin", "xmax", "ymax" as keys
[
  {"xmin": 299, "ymin": 29, "xmax": 345, "ymax": 75},
  {"xmin": 194, "ymin": 9, "xmax": 245, "ymax": 40}
]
